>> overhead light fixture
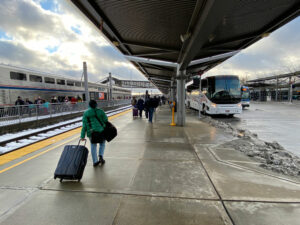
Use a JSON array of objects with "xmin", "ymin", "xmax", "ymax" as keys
[
  {"xmin": 180, "ymin": 32, "xmax": 191, "ymax": 43},
  {"xmin": 112, "ymin": 41, "xmax": 119, "ymax": 47},
  {"xmin": 208, "ymin": 34, "xmax": 215, "ymax": 42},
  {"xmin": 261, "ymin": 33, "xmax": 270, "ymax": 38}
]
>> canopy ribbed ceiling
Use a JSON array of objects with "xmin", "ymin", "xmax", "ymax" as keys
[{"xmin": 71, "ymin": 0, "xmax": 300, "ymax": 93}]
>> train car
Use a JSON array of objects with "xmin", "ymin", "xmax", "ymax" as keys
[{"xmin": 0, "ymin": 64, "xmax": 131, "ymax": 105}]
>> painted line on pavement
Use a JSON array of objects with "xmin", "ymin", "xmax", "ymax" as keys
[{"xmin": 0, "ymin": 109, "xmax": 131, "ymax": 173}]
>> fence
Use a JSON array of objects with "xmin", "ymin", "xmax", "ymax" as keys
[{"xmin": 0, "ymin": 100, "xmax": 131, "ymax": 127}]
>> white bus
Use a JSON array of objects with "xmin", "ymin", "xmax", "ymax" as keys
[{"xmin": 186, "ymin": 75, "xmax": 242, "ymax": 117}]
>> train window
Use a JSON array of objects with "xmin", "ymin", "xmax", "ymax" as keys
[
  {"xmin": 67, "ymin": 80, "xmax": 74, "ymax": 86},
  {"xmin": 75, "ymin": 82, "xmax": 81, "ymax": 87},
  {"xmin": 10, "ymin": 72, "xmax": 27, "ymax": 81},
  {"xmin": 45, "ymin": 77, "xmax": 55, "ymax": 84},
  {"xmin": 57, "ymin": 79, "xmax": 65, "ymax": 85},
  {"xmin": 29, "ymin": 75, "xmax": 42, "ymax": 82}
]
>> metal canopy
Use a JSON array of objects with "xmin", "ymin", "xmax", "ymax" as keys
[
  {"xmin": 71, "ymin": 0, "xmax": 300, "ymax": 94},
  {"xmin": 247, "ymin": 71, "xmax": 300, "ymax": 83}
]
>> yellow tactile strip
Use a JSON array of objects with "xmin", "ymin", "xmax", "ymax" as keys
[{"xmin": 0, "ymin": 109, "xmax": 131, "ymax": 168}]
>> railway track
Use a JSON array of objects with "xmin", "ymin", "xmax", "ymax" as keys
[{"xmin": 0, "ymin": 105, "xmax": 132, "ymax": 155}]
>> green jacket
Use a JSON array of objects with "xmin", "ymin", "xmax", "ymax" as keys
[{"xmin": 80, "ymin": 108, "xmax": 108, "ymax": 139}]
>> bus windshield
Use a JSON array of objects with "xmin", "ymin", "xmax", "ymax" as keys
[
  {"xmin": 207, "ymin": 76, "xmax": 241, "ymax": 104},
  {"xmin": 242, "ymin": 91, "xmax": 250, "ymax": 100}
]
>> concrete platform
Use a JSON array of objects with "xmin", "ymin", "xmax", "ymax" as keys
[{"xmin": 0, "ymin": 106, "xmax": 300, "ymax": 225}]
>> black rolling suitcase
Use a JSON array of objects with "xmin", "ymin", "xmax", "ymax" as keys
[{"xmin": 54, "ymin": 140, "xmax": 88, "ymax": 182}]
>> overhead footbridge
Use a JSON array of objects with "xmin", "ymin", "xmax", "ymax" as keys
[{"xmin": 70, "ymin": 0, "xmax": 300, "ymax": 125}]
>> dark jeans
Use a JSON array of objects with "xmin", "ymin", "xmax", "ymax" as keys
[
  {"xmin": 139, "ymin": 109, "xmax": 143, "ymax": 117},
  {"xmin": 145, "ymin": 109, "xmax": 149, "ymax": 118},
  {"xmin": 148, "ymin": 108, "xmax": 154, "ymax": 122}
]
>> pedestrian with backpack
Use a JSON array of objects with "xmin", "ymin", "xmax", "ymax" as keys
[{"xmin": 80, "ymin": 100, "xmax": 108, "ymax": 167}]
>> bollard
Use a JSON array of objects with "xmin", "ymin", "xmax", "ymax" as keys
[{"xmin": 170, "ymin": 101, "xmax": 176, "ymax": 126}]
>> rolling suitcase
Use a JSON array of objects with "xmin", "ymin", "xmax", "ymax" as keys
[
  {"xmin": 54, "ymin": 140, "xmax": 88, "ymax": 182},
  {"xmin": 133, "ymin": 107, "xmax": 138, "ymax": 117}
]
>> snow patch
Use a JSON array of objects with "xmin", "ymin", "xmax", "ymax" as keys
[
  {"xmin": 201, "ymin": 116, "xmax": 300, "ymax": 177},
  {"xmin": 0, "ymin": 106, "xmax": 131, "ymax": 155}
]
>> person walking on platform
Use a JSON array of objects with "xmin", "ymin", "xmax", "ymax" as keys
[
  {"xmin": 131, "ymin": 97, "xmax": 137, "ymax": 107},
  {"xmin": 148, "ymin": 97, "xmax": 159, "ymax": 123},
  {"xmin": 80, "ymin": 100, "xmax": 108, "ymax": 167},
  {"xmin": 144, "ymin": 93, "xmax": 150, "ymax": 119},
  {"xmin": 136, "ymin": 97, "xmax": 144, "ymax": 118}
]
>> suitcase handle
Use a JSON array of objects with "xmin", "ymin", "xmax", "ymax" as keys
[{"xmin": 78, "ymin": 139, "xmax": 87, "ymax": 146}]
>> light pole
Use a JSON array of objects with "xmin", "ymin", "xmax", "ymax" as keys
[{"xmin": 83, "ymin": 62, "xmax": 90, "ymax": 105}]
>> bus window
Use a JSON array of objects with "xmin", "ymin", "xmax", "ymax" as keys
[{"xmin": 201, "ymin": 79, "xmax": 207, "ymax": 90}]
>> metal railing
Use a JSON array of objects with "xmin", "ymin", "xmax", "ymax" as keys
[{"xmin": 0, "ymin": 100, "xmax": 131, "ymax": 127}]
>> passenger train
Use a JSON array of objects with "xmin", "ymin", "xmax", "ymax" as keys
[
  {"xmin": 0, "ymin": 64, "xmax": 131, "ymax": 106},
  {"xmin": 186, "ymin": 75, "xmax": 242, "ymax": 117}
]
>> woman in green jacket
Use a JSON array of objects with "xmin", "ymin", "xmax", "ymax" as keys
[{"xmin": 80, "ymin": 100, "xmax": 108, "ymax": 166}]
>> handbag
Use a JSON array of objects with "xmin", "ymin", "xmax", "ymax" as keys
[
  {"xmin": 92, "ymin": 109, "xmax": 118, "ymax": 142},
  {"xmin": 102, "ymin": 121, "xmax": 117, "ymax": 142}
]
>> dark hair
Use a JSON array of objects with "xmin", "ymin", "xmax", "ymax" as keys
[{"xmin": 89, "ymin": 100, "xmax": 97, "ymax": 109}]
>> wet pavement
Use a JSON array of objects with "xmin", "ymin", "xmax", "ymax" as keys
[
  {"xmin": 212, "ymin": 102, "xmax": 300, "ymax": 157},
  {"xmin": 0, "ymin": 105, "xmax": 300, "ymax": 225}
]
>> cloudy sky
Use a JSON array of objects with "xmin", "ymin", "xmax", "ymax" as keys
[
  {"xmin": 0, "ymin": 0, "xmax": 147, "ymax": 82},
  {"xmin": 206, "ymin": 15, "xmax": 300, "ymax": 80},
  {"xmin": 0, "ymin": 0, "xmax": 300, "ymax": 84}
]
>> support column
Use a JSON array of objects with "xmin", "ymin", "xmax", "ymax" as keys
[
  {"xmin": 109, "ymin": 72, "xmax": 113, "ymax": 101},
  {"xmin": 170, "ymin": 77, "xmax": 176, "ymax": 102},
  {"xmin": 176, "ymin": 68, "xmax": 186, "ymax": 126},
  {"xmin": 83, "ymin": 62, "xmax": 90, "ymax": 104},
  {"xmin": 276, "ymin": 77, "xmax": 278, "ymax": 101},
  {"xmin": 289, "ymin": 77, "xmax": 292, "ymax": 103}
]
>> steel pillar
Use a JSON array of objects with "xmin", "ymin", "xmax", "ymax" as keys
[
  {"xmin": 276, "ymin": 77, "xmax": 278, "ymax": 101},
  {"xmin": 289, "ymin": 77, "xmax": 292, "ymax": 102},
  {"xmin": 176, "ymin": 68, "xmax": 186, "ymax": 126},
  {"xmin": 109, "ymin": 72, "xmax": 113, "ymax": 101},
  {"xmin": 83, "ymin": 62, "xmax": 90, "ymax": 104},
  {"xmin": 170, "ymin": 77, "xmax": 176, "ymax": 102}
]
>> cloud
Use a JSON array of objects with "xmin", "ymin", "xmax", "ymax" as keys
[
  {"xmin": 1, "ymin": 0, "xmax": 300, "ymax": 87},
  {"xmin": 0, "ymin": 41, "xmax": 42, "ymax": 65},
  {"xmin": 0, "ymin": 0, "xmax": 147, "ymax": 84},
  {"xmin": 206, "ymin": 17, "xmax": 300, "ymax": 79}
]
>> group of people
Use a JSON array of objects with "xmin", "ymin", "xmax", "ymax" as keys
[
  {"xmin": 79, "ymin": 95, "xmax": 162, "ymax": 167},
  {"xmin": 15, "ymin": 96, "xmax": 83, "ymax": 106},
  {"xmin": 131, "ymin": 95, "xmax": 160, "ymax": 123}
]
